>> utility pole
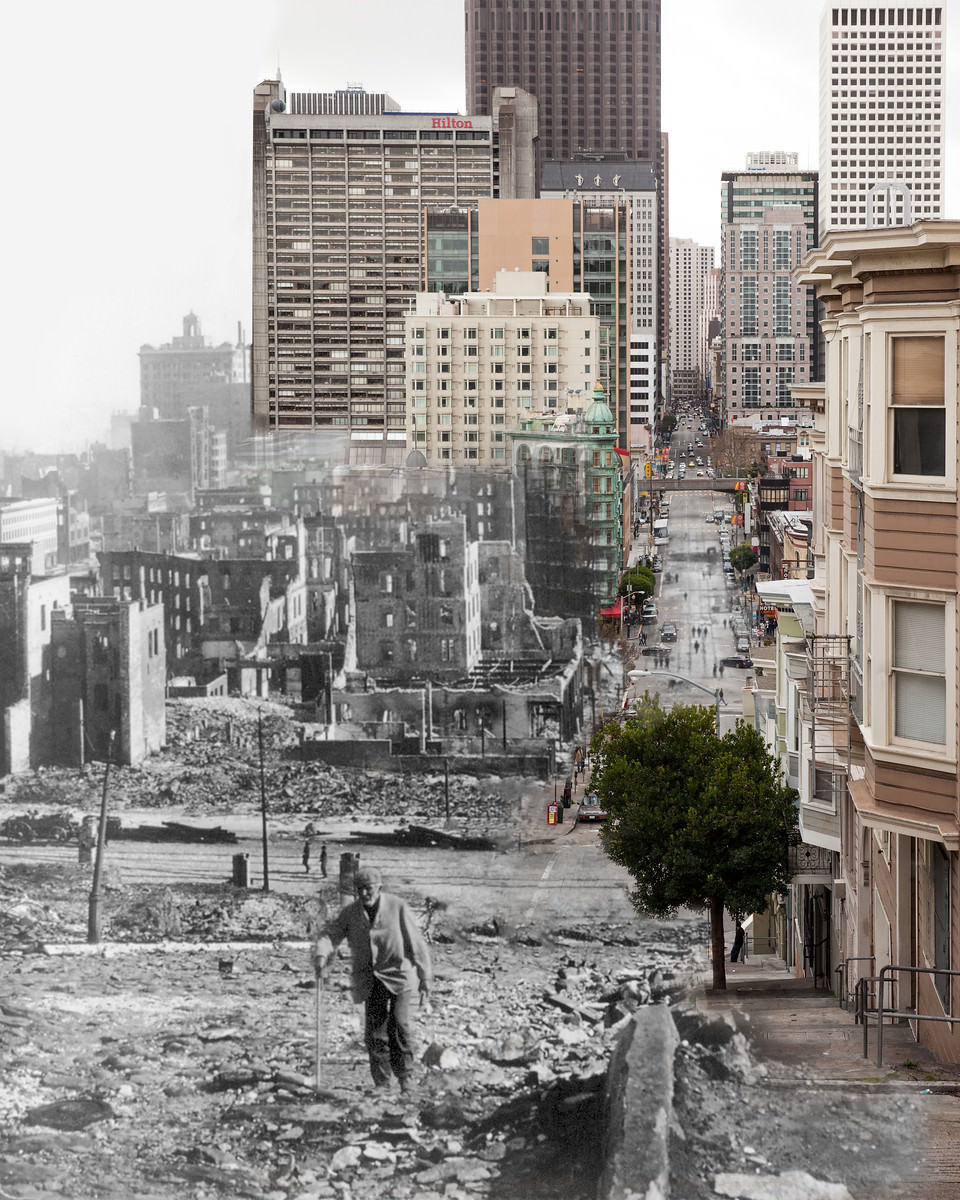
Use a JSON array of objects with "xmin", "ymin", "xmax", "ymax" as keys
[
  {"xmin": 258, "ymin": 708, "xmax": 270, "ymax": 892},
  {"xmin": 87, "ymin": 730, "xmax": 116, "ymax": 944}
]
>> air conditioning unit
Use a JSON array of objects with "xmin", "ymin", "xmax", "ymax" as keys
[{"xmin": 833, "ymin": 879, "xmax": 846, "ymax": 902}]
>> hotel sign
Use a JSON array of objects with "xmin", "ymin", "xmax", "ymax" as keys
[{"xmin": 431, "ymin": 117, "xmax": 474, "ymax": 129}]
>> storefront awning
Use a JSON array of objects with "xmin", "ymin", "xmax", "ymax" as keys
[{"xmin": 600, "ymin": 597, "xmax": 623, "ymax": 618}]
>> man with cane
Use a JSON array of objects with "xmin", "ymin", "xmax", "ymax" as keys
[{"xmin": 313, "ymin": 867, "xmax": 432, "ymax": 1096}]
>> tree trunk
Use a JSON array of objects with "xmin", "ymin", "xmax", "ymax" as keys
[{"xmin": 710, "ymin": 894, "xmax": 727, "ymax": 991}]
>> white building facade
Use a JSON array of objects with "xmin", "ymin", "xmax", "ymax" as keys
[
  {"xmin": 818, "ymin": 5, "xmax": 944, "ymax": 235},
  {"xmin": 669, "ymin": 238, "xmax": 714, "ymax": 405},
  {"xmin": 405, "ymin": 271, "xmax": 599, "ymax": 468}
]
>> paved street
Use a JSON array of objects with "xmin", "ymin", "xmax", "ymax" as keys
[{"xmin": 627, "ymin": 480, "xmax": 750, "ymax": 735}]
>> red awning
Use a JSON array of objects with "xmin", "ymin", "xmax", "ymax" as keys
[{"xmin": 600, "ymin": 597, "xmax": 623, "ymax": 618}]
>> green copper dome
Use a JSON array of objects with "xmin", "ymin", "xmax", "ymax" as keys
[{"xmin": 584, "ymin": 381, "xmax": 613, "ymax": 427}]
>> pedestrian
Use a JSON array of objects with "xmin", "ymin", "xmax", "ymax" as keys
[
  {"xmin": 320, "ymin": 842, "xmax": 328, "ymax": 879},
  {"xmin": 713, "ymin": 662, "xmax": 717, "ymax": 677},
  {"xmin": 302, "ymin": 840, "xmax": 311, "ymax": 874},
  {"xmin": 313, "ymin": 867, "xmax": 432, "ymax": 1096},
  {"xmin": 719, "ymin": 662, "xmax": 725, "ymax": 677},
  {"xmin": 694, "ymin": 640, "xmax": 700, "ymax": 653},
  {"xmin": 731, "ymin": 921, "xmax": 746, "ymax": 963}
]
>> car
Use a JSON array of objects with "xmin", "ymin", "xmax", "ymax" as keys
[
  {"xmin": 721, "ymin": 654, "xmax": 754, "ymax": 669},
  {"xmin": 696, "ymin": 470, "xmax": 705, "ymax": 477},
  {"xmin": 706, "ymin": 469, "xmax": 716, "ymax": 479},
  {"xmin": 736, "ymin": 637, "xmax": 751, "ymax": 654},
  {"xmin": 704, "ymin": 514, "xmax": 714, "ymax": 523},
  {"xmin": 695, "ymin": 457, "xmax": 703, "ymax": 466},
  {"xmin": 642, "ymin": 607, "xmax": 659, "ymax": 625},
  {"xmin": 661, "ymin": 623, "xmax": 678, "ymax": 643},
  {"xmin": 578, "ymin": 794, "xmax": 608, "ymax": 822},
  {"xmin": 651, "ymin": 558, "xmax": 663, "ymax": 573}
]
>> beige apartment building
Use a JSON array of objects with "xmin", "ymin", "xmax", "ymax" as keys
[
  {"xmin": 791, "ymin": 221, "xmax": 960, "ymax": 1062},
  {"xmin": 405, "ymin": 271, "xmax": 598, "ymax": 467}
]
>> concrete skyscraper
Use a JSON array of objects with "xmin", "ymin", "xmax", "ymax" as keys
[
  {"xmin": 719, "ymin": 153, "xmax": 819, "ymax": 428},
  {"xmin": 251, "ymin": 80, "xmax": 537, "ymax": 457},
  {"xmin": 465, "ymin": 0, "xmax": 661, "ymax": 166},
  {"xmin": 669, "ymin": 238, "xmax": 713, "ymax": 406},
  {"xmin": 818, "ymin": 5, "xmax": 944, "ymax": 235},
  {"xmin": 465, "ymin": 0, "xmax": 668, "ymax": 427}
]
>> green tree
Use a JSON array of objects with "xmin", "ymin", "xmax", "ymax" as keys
[
  {"xmin": 618, "ymin": 565, "xmax": 655, "ymax": 603},
  {"xmin": 591, "ymin": 693, "xmax": 798, "ymax": 991},
  {"xmin": 728, "ymin": 543, "xmax": 758, "ymax": 572},
  {"xmin": 659, "ymin": 412, "xmax": 678, "ymax": 437}
]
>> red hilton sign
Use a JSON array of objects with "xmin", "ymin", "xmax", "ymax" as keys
[{"xmin": 431, "ymin": 117, "xmax": 474, "ymax": 129}]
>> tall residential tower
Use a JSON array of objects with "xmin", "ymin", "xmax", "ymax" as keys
[{"xmin": 719, "ymin": 153, "xmax": 819, "ymax": 428}]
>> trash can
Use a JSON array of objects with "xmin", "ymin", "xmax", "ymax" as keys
[{"xmin": 232, "ymin": 853, "xmax": 250, "ymax": 888}]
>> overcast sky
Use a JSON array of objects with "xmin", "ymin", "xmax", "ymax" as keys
[{"xmin": 3, "ymin": 0, "xmax": 956, "ymax": 456}]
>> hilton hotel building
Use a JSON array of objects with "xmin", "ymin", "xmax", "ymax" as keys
[{"xmin": 251, "ymin": 81, "xmax": 537, "ymax": 459}]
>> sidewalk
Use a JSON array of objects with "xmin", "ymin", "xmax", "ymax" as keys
[{"xmin": 686, "ymin": 949, "xmax": 960, "ymax": 1200}]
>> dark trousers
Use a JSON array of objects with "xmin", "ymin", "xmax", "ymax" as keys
[{"xmin": 364, "ymin": 978, "xmax": 414, "ymax": 1085}]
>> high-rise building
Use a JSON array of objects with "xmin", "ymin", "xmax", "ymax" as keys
[
  {"xmin": 464, "ymin": 0, "xmax": 668, "ymax": 423},
  {"xmin": 818, "ymin": 5, "xmax": 944, "ymax": 236},
  {"xmin": 423, "ymin": 196, "xmax": 632, "ymax": 448},
  {"xmin": 669, "ymin": 238, "xmax": 714, "ymax": 406},
  {"xmin": 540, "ymin": 161, "xmax": 659, "ymax": 437},
  {"xmin": 405, "ymin": 270, "xmax": 598, "ymax": 468},
  {"xmin": 251, "ymin": 82, "xmax": 537, "ymax": 457},
  {"xmin": 139, "ymin": 314, "xmax": 250, "ymax": 461},
  {"xmin": 465, "ymin": 0, "xmax": 661, "ymax": 166},
  {"xmin": 719, "ymin": 154, "xmax": 819, "ymax": 428}
]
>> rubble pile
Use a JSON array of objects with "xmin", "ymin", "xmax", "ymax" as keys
[
  {"xmin": 0, "ymin": 697, "xmax": 512, "ymax": 829},
  {"xmin": 0, "ymin": 909, "xmax": 704, "ymax": 1200},
  {"xmin": 667, "ymin": 1007, "xmax": 927, "ymax": 1200}
]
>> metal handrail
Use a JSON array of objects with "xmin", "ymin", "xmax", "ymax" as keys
[
  {"xmin": 857, "ymin": 975, "xmax": 895, "ymax": 1059},
  {"xmin": 836, "ymin": 956, "xmax": 875, "ymax": 1011},
  {"xmin": 874, "ymin": 964, "xmax": 960, "ymax": 1068}
]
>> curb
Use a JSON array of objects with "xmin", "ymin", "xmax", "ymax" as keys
[{"xmin": 600, "ymin": 1005, "xmax": 677, "ymax": 1199}]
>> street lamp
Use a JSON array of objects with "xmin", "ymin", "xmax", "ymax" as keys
[{"xmin": 627, "ymin": 669, "xmax": 728, "ymax": 736}]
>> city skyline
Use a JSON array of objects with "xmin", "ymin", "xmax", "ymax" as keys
[{"xmin": 4, "ymin": 0, "xmax": 958, "ymax": 454}]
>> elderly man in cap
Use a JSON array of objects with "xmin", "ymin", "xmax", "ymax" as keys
[{"xmin": 314, "ymin": 867, "xmax": 432, "ymax": 1094}]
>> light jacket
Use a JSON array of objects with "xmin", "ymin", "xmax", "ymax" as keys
[{"xmin": 316, "ymin": 891, "xmax": 432, "ymax": 1003}]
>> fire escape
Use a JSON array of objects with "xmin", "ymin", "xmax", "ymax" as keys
[{"xmin": 795, "ymin": 633, "xmax": 852, "ymax": 985}]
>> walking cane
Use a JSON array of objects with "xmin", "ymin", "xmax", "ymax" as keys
[{"xmin": 315, "ymin": 966, "xmax": 324, "ymax": 1095}]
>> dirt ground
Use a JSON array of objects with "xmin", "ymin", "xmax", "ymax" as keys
[{"xmin": 0, "ymin": 694, "xmax": 944, "ymax": 1199}]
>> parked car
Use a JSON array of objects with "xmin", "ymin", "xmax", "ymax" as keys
[
  {"xmin": 578, "ymin": 794, "xmax": 608, "ymax": 822},
  {"xmin": 651, "ymin": 556, "xmax": 663, "ymax": 573},
  {"xmin": 736, "ymin": 636, "xmax": 751, "ymax": 654},
  {"xmin": 661, "ymin": 623, "xmax": 678, "ymax": 643},
  {"xmin": 721, "ymin": 654, "xmax": 753, "ymax": 669}
]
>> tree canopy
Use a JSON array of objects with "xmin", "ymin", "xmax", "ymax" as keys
[
  {"xmin": 618, "ymin": 565, "xmax": 655, "ymax": 602},
  {"xmin": 728, "ymin": 542, "xmax": 758, "ymax": 572},
  {"xmin": 591, "ymin": 693, "xmax": 798, "ymax": 990}
]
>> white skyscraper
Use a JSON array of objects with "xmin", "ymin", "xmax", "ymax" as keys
[
  {"xmin": 669, "ymin": 238, "xmax": 714, "ymax": 405},
  {"xmin": 818, "ymin": 5, "xmax": 944, "ymax": 236}
]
